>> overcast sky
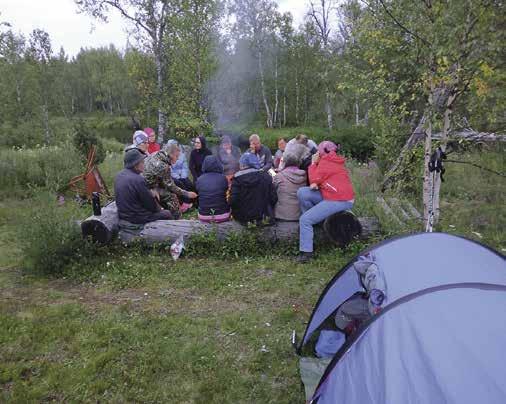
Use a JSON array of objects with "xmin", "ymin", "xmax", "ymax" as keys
[{"xmin": 1, "ymin": 0, "xmax": 309, "ymax": 57}]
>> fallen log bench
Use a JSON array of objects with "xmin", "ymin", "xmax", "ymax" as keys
[{"xmin": 81, "ymin": 202, "xmax": 380, "ymax": 247}]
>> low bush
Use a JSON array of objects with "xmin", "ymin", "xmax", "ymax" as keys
[
  {"xmin": 0, "ymin": 143, "xmax": 83, "ymax": 192},
  {"xmin": 242, "ymin": 125, "xmax": 374, "ymax": 161},
  {"xmin": 18, "ymin": 192, "xmax": 99, "ymax": 275}
]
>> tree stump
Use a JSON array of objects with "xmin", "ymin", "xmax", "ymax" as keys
[{"xmin": 81, "ymin": 203, "xmax": 380, "ymax": 246}]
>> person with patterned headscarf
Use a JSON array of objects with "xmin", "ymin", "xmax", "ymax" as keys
[
  {"xmin": 143, "ymin": 150, "xmax": 198, "ymax": 219},
  {"xmin": 296, "ymin": 141, "xmax": 355, "ymax": 263}
]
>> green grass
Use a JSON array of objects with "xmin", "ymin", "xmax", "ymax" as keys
[{"xmin": 0, "ymin": 129, "xmax": 504, "ymax": 402}]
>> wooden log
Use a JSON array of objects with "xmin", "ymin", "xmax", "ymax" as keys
[
  {"xmin": 80, "ymin": 203, "xmax": 380, "ymax": 246},
  {"xmin": 81, "ymin": 201, "xmax": 119, "ymax": 244}
]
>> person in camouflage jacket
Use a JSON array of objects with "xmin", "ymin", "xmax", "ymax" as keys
[{"xmin": 143, "ymin": 150, "xmax": 197, "ymax": 219}]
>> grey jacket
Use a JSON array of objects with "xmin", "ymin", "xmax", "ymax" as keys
[{"xmin": 273, "ymin": 167, "xmax": 307, "ymax": 221}]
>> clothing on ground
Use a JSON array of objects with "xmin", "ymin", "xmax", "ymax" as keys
[
  {"xmin": 195, "ymin": 155, "xmax": 230, "ymax": 217},
  {"xmin": 273, "ymin": 166, "xmax": 307, "ymax": 221},
  {"xmin": 230, "ymin": 168, "xmax": 277, "ymax": 225}
]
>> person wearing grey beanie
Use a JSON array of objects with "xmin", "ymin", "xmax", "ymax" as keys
[{"xmin": 114, "ymin": 148, "xmax": 172, "ymax": 225}]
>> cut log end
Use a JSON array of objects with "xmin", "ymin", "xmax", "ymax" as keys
[
  {"xmin": 324, "ymin": 212, "xmax": 363, "ymax": 247},
  {"xmin": 82, "ymin": 220, "xmax": 112, "ymax": 244}
]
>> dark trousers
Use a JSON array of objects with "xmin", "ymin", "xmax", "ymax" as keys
[{"xmin": 174, "ymin": 178, "xmax": 195, "ymax": 204}]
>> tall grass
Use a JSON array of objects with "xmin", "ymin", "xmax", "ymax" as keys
[{"xmin": 0, "ymin": 143, "xmax": 82, "ymax": 192}]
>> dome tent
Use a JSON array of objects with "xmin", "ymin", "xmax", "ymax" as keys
[{"xmin": 297, "ymin": 233, "xmax": 506, "ymax": 403}]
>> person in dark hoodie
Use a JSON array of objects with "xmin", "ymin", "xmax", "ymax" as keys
[
  {"xmin": 230, "ymin": 153, "xmax": 277, "ymax": 225},
  {"xmin": 189, "ymin": 135, "xmax": 212, "ymax": 182},
  {"xmin": 195, "ymin": 156, "xmax": 231, "ymax": 223},
  {"xmin": 273, "ymin": 151, "xmax": 307, "ymax": 221}
]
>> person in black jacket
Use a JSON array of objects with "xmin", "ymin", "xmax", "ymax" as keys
[
  {"xmin": 114, "ymin": 148, "xmax": 172, "ymax": 225},
  {"xmin": 195, "ymin": 156, "xmax": 230, "ymax": 223},
  {"xmin": 189, "ymin": 135, "xmax": 213, "ymax": 182},
  {"xmin": 230, "ymin": 153, "xmax": 277, "ymax": 225}
]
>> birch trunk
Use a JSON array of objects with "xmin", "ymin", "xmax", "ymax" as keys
[
  {"xmin": 326, "ymin": 91, "xmax": 333, "ymax": 129},
  {"xmin": 295, "ymin": 68, "xmax": 300, "ymax": 125},
  {"xmin": 283, "ymin": 89, "xmax": 287, "ymax": 128},
  {"xmin": 42, "ymin": 103, "xmax": 50, "ymax": 144},
  {"xmin": 423, "ymin": 81, "xmax": 436, "ymax": 229},
  {"xmin": 274, "ymin": 56, "xmax": 279, "ymax": 127},
  {"xmin": 432, "ymin": 93, "xmax": 457, "ymax": 224},
  {"xmin": 355, "ymin": 98, "xmax": 360, "ymax": 125},
  {"xmin": 258, "ymin": 51, "xmax": 273, "ymax": 128},
  {"xmin": 155, "ymin": 52, "xmax": 167, "ymax": 143}
]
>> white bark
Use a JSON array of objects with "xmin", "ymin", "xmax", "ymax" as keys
[
  {"xmin": 423, "ymin": 81, "xmax": 436, "ymax": 229},
  {"xmin": 295, "ymin": 67, "xmax": 300, "ymax": 125},
  {"xmin": 355, "ymin": 98, "xmax": 359, "ymax": 126},
  {"xmin": 42, "ymin": 103, "xmax": 50, "ymax": 144},
  {"xmin": 155, "ymin": 53, "xmax": 167, "ymax": 143},
  {"xmin": 258, "ymin": 51, "xmax": 273, "ymax": 128},
  {"xmin": 432, "ymin": 92, "xmax": 457, "ymax": 224},
  {"xmin": 274, "ymin": 55, "xmax": 279, "ymax": 127},
  {"xmin": 326, "ymin": 91, "xmax": 333, "ymax": 129}
]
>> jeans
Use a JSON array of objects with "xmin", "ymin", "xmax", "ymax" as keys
[{"xmin": 297, "ymin": 187, "xmax": 354, "ymax": 253}]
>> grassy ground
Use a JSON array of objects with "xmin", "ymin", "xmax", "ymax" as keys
[{"xmin": 0, "ymin": 130, "xmax": 504, "ymax": 403}]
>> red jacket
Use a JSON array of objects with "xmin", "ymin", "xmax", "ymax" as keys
[
  {"xmin": 148, "ymin": 142, "xmax": 161, "ymax": 155},
  {"xmin": 308, "ymin": 153, "xmax": 355, "ymax": 201}
]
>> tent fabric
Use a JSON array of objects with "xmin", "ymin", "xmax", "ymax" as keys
[
  {"xmin": 300, "ymin": 233, "xmax": 506, "ymax": 348},
  {"xmin": 311, "ymin": 284, "xmax": 506, "ymax": 404}
]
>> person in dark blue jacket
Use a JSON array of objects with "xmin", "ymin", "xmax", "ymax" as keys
[{"xmin": 195, "ymin": 156, "xmax": 231, "ymax": 223}]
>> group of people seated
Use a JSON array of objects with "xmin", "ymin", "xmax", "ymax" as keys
[{"xmin": 114, "ymin": 128, "xmax": 355, "ymax": 263}]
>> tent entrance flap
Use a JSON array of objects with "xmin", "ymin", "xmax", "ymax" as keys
[{"xmin": 299, "ymin": 357, "xmax": 331, "ymax": 402}]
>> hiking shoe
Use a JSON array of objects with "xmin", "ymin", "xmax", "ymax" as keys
[{"xmin": 296, "ymin": 252, "xmax": 313, "ymax": 264}]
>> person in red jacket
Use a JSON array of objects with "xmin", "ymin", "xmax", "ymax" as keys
[
  {"xmin": 296, "ymin": 141, "xmax": 355, "ymax": 263},
  {"xmin": 145, "ymin": 127, "xmax": 161, "ymax": 155}
]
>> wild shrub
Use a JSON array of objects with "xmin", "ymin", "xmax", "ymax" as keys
[
  {"xmin": 72, "ymin": 119, "xmax": 106, "ymax": 165},
  {"xmin": 0, "ymin": 143, "xmax": 82, "ymax": 192},
  {"xmin": 18, "ymin": 192, "xmax": 98, "ymax": 275}
]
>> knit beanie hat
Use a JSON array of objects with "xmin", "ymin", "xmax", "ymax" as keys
[
  {"xmin": 133, "ymin": 130, "xmax": 148, "ymax": 146},
  {"xmin": 239, "ymin": 152, "xmax": 260, "ymax": 169},
  {"xmin": 124, "ymin": 148, "xmax": 146, "ymax": 169},
  {"xmin": 144, "ymin": 127, "xmax": 155, "ymax": 136}
]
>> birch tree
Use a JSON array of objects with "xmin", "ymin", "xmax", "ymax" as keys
[{"xmin": 76, "ymin": 0, "xmax": 183, "ymax": 143}]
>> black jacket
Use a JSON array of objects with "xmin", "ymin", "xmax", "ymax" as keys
[
  {"xmin": 189, "ymin": 136, "xmax": 213, "ymax": 181},
  {"xmin": 230, "ymin": 168, "xmax": 278, "ymax": 224},
  {"xmin": 114, "ymin": 168, "xmax": 160, "ymax": 224},
  {"xmin": 196, "ymin": 156, "xmax": 230, "ymax": 216}
]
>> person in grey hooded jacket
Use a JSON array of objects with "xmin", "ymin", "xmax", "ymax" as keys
[{"xmin": 273, "ymin": 152, "xmax": 307, "ymax": 221}]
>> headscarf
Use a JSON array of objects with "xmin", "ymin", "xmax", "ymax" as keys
[{"xmin": 318, "ymin": 141, "xmax": 339, "ymax": 156}]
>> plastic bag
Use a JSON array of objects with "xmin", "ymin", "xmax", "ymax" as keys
[{"xmin": 170, "ymin": 235, "xmax": 185, "ymax": 261}]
